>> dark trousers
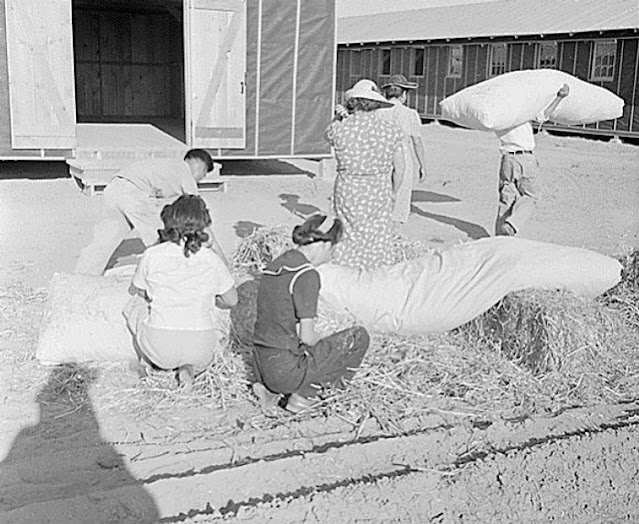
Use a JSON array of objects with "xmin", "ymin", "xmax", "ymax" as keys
[{"xmin": 253, "ymin": 326, "xmax": 370, "ymax": 398}]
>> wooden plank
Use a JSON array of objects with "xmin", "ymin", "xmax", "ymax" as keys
[
  {"xmin": 574, "ymin": 40, "xmax": 590, "ymax": 80},
  {"xmin": 426, "ymin": 47, "xmax": 438, "ymax": 115},
  {"xmin": 510, "ymin": 43, "xmax": 523, "ymax": 72},
  {"xmin": 187, "ymin": 0, "xmax": 247, "ymax": 149},
  {"xmin": 476, "ymin": 45, "xmax": 488, "ymax": 83},
  {"xmin": 521, "ymin": 42, "xmax": 535, "ymax": 69},
  {"xmin": 630, "ymin": 37, "xmax": 639, "ymax": 133},
  {"xmin": 4, "ymin": 0, "xmax": 76, "ymax": 148}
]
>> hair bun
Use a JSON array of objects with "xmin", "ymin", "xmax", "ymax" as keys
[{"xmin": 292, "ymin": 214, "xmax": 343, "ymax": 246}]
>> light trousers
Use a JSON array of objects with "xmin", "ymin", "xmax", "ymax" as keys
[
  {"xmin": 74, "ymin": 178, "xmax": 164, "ymax": 275},
  {"xmin": 495, "ymin": 153, "xmax": 542, "ymax": 235}
]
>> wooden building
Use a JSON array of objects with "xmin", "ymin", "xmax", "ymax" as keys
[
  {"xmin": 337, "ymin": 0, "xmax": 639, "ymax": 138},
  {"xmin": 0, "ymin": 0, "xmax": 335, "ymax": 188}
]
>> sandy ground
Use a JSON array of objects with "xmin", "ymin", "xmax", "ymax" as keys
[{"xmin": 1, "ymin": 123, "xmax": 638, "ymax": 523}]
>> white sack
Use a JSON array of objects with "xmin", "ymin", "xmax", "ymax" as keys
[
  {"xmin": 36, "ymin": 273, "xmax": 137, "ymax": 364},
  {"xmin": 439, "ymin": 69, "xmax": 624, "ymax": 131},
  {"xmin": 317, "ymin": 237, "xmax": 622, "ymax": 335}
]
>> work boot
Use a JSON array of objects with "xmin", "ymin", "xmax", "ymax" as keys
[
  {"xmin": 497, "ymin": 222, "xmax": 516, "ymax": 236},
  {"xmin": 252, "ymin": 382, "xmax": 281, "ymax": 417},
  {"xmin": 285, "ymin": 393, "xmax": 317, "ymax": 414},
  {"xmin": 177, "ymin": 365, "xmax": 195, "ymax": 388}
]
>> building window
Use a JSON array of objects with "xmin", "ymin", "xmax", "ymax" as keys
[
  {"xmin": 447, "ymin": 45, "xmax": 463, "ymax": 78},
  {"xmin": 488, "ymin": 43, "xmax": 507, "ymax": 77},
  {"xmin": 380, "ymin": 49, "xmax": 391, "ymax": 76},
  {"xmin": 537, "ymin": 42, "xmax": 558, "ymax": 69},
  {"xmin": 350, "ymin": 51, "xmax": 362, "ymax": 76},
  {"xmin": 412, "ymin": 48, "xmax": 425, "ymax": 76},
  {"xmin": 590, "ymin": 40, "xmax": 616, "ymax": 81}
]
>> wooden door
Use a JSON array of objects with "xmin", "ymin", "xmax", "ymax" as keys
[
  {"xmin": 185, "ymin": 0, "xmax": 247, "ymax": 149},
  {"xmin": 4, "ymin": 0, "xmax": 76, "ymax": 149}
]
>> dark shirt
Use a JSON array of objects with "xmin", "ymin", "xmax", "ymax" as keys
[{"xmin": 253, "ymin": 250, "xmax": 320, "ymax": 351}]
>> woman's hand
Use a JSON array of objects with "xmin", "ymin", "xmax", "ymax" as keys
[
  {"xmin": 216, "ymin": 286, "xmax": 238, "ymax": 309},
  {"xmin": 334, "ymin": 104, "xmax": 350, "ymax": 121},
  {"xmin": 298, "ymin": 318, "xmax": 320, "ymax": 346}
]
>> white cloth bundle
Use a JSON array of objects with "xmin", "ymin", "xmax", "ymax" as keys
[
  {"xmin": 37, "ymin": 238, "xmax": 622, "ymax": 362},
  {"xmin": 36, "ymin": 268, "xmax": 232, "ymax": 365},
  {"xmin": 318, "ymin": 237, "xmax": 622, "ymax": 335},
  {"xmin": 439, "ymin": 69, "xmax": 624, "ymax": 131},
  {"xmin": 36, "ymin": 272, "xmax": 137, "ymax": 364}
]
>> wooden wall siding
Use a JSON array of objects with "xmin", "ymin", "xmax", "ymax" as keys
[
  {"xmin": 73, "ymin": 8, "xmax": 183, "ymax": 121},
  {"xmin": 338, "ymin": 35, "xmax": 639, "ymax": 137},
  {"xmin": 476, "ymin": 46, "xmax": 488, "ymax": 84},
  {"xmin": 618, "ymin": 38, "xmax": 638, "ymax": 132},
  {"xmin": 416, "ymin": 48, "xmax": 427, "ymax": 115},
  {"xmin": 465, "ymin": 44, "xmax": 477, "ymax": 85},
  {"xmin": 509, "ymin": 43, "xmax": 522, "ymax": 71},
  {"xmin": 0, "ymin": 0, "xmax": 13, "ymax": 152},
  {"xmin": 521, "ymin": 42, "xmax": 535, "ymax": 69}
]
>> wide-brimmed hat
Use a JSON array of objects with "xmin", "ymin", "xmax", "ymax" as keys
[
  {"xmin": 344, "ymin": 79, "xmax": 392, "ymax": 106},
  {"xmin": 381, "ymin": 74, "xmax": 418, "ymax": 90}
]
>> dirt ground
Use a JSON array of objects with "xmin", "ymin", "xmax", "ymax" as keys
[{"xmin": 1, "ymin": 123, "xmax": 638, "ymax": 523}]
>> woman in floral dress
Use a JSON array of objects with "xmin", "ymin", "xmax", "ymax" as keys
[{"xmin": 325, "ymin": 79, "xmax": 405, "ymax": 270}]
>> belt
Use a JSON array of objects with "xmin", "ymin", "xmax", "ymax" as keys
[{"xmin": 506, "ymin": 150, "xmax": 533, "ymax": 155}]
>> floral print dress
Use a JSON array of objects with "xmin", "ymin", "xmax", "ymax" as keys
[{"xmin": 325, "ymin": 112, "xmax": 403, "ymax": 270}]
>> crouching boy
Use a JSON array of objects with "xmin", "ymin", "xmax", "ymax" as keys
[{"xmin": 252, "ymin": 215, "xmax": 370, "ymax": 414}]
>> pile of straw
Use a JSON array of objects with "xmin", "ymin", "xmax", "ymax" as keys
[
  {"xmin": 457, "ymin": 289, "xmax": 627, "ymax": 375},
  {"xmin": 86, "ymin": 232, "xmax": 639, "ymax": 431},
  {"xmin": 99, "ymin": 350, "xmax": 252, "ymax": 418},
  {"xmin": 602, "ymin": 249, "xmax": 639, "ymax": 330},
  {"xmin": 231, "ymin": 224, "xmax": 436, "ymax": 274},
  {"xmin": 232, "ymin": 225, "xmax": 293, "ymax": 273}
]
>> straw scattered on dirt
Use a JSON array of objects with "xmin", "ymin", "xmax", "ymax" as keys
[{"xmin": 9, "ymin": 230, "xmax": 639, "ymax": 435}]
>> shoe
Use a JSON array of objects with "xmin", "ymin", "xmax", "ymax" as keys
[
  {"xmin": 128, "ymin": 359, "xmax": 150, "ymax": 379},
  {"xmin": 285, "ymin": 393, "xmax": 317, "ymax": 414},
  {"xmin": 252, "ymin": 383, "xmax": 281, "ymax": 417},
  {"xmin": 498, "ymin": 222, "xmax": 516, "ymax": 236},
  {"xmin": 177, "ymin": 365, "xmax": 195, "ymax": 388}
]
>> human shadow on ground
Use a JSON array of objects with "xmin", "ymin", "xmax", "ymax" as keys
[
  {"xmin": 234, "ymin": 221, "xmax": 264, "ymax": 239},
  {"xmin": 410, "ymin": 205, "xmax": 490, "ymax": 240},
  {"xmin": 0, "ymin": 365, "xmax": 159, "ymax": 523},
  {"xmin": 279, "ymin": 193, "xmax": 322, "ymax": 219},
  {"xmin": 410, "ymin": 190, "xmax": 461, "ymax": 204},
  {"xmin": 105, "ymin": 238, "xmax": 147, "ymax": 271}
]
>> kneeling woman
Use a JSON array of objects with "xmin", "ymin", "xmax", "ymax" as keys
[
  {"xmin": 124, "ymin": 195, "xmax": 238, "ymax": 386},
  {"xmin": 252, "ymin": 215, "xmax": 370, "ymax": 414}
]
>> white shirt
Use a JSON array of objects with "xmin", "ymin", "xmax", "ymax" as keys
[
  {"xmin": 132, "ymin": 242, "xmax": 235, "ymax": 330},
  {"xmin": 117, "ymin": 158, "xmax": 199, "ymax": 198},
  {"xmin": 378, "ymin": 99, "xmax": 423, "ymax": 139},
  {"xmin": 496, "ymin": 112, "xmax": 547, "ymax": 155}
]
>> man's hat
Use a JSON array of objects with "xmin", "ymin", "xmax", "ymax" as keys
[
  {"xmin": 381, "ymin": 74, "xmax": 418, "ymax": 90},
  {"xmin": 344, "ymin": 79, "xmax": 393, "ymax": 107}
]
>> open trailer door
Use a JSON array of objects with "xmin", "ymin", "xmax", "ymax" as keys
[
  {"xmin": 4, "ymin": 0, "xmax": 76, "ymax": 149},
  {"xmin": 185, "ymin": 0, "xmax": 247, "ymax": 149}
]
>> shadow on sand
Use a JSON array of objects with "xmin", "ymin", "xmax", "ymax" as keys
[
  {"xmin": 278, "ymin": 193, "xmax": 323, "ymax": 219},
  {"xmin": 410, "ymin": 205, "xmax": 490, "ymax": 240},
  {"xmin": 410, "ymin": 189, "xmax": 461, "ymax": 204},
  {"xmin": 0, "ymin": 365, "xmax": 159, "ymax": 523}
]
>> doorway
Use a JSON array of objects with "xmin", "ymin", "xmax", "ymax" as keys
[{"xmin": 71, "ymin": 0, "xmax": 185, "ymax": 142}]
